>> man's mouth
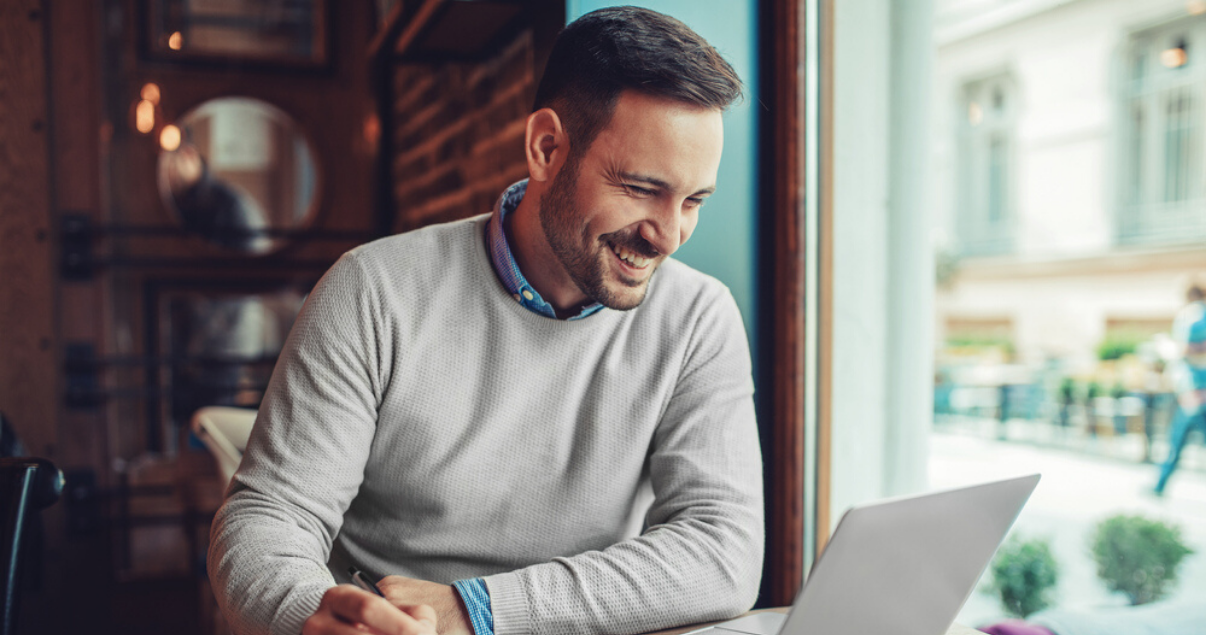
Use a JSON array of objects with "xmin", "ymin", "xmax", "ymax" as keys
[{"xmin": 609, "ymin": 241, "xmax": 652, "ymax": 269}]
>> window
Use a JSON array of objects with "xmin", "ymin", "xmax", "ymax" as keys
[
  {"xmin": 957, "ymin": 74, "xmax": 1016, "ymax": 256},
  {"xmin": 1120, "ymin": 16, "xmax": 1206, "ymax": 245}
]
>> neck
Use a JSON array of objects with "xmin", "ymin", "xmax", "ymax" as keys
[{"xmin": 509, "ymin": 185, "xmax": 590, "ymax": 315}]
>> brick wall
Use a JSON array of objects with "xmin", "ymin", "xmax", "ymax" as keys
[{"xmin": 391, "ymin": 30, "xmax": 536, "ymax": 232}]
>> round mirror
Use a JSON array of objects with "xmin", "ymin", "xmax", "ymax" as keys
[{"xmin": 157, "ymin": 97, "xmax": 319, "ymax": 254}]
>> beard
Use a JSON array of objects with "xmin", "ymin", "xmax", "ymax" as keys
[{"xmin": 538, "ymin": 154, "xmax": 661, "ymax": 312}]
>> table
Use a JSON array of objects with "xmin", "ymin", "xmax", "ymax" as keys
[{"xmin": 642, "ymin": 608, "xmax": 985, "ymax": 635}]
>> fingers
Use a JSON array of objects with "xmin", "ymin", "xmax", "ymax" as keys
[
  {"xmin": 304, "ymin": 585, "xmax": 436, "ymax": 635},
  {"xmin": 395, "ymin": 603, "xmax": 438, "ymax": 630},
  {"xmin": 302, "ymin": 608, "xmax": 367, "ymax": 635}
]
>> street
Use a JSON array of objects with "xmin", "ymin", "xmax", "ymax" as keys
[{"xmin": 929, "ymin": 428, "xmax": 1206, "ymax": 628}]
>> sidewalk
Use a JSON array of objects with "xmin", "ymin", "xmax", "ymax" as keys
[{"xmin": 930, "ymin": 428, "xmax": 1206, "ymax": 628}]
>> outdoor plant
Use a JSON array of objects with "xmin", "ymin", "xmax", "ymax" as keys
[
  {"xmin": 1096, "ymin": 332, "xmax": 1145, "ymax": 361},
  {"xmin": 1090, "ymin": 514, "xmax": 1194, "ymax": 605},
  {"xmin": 985, "ymin": 534, "xmax": 1059, "ymax": 618}
]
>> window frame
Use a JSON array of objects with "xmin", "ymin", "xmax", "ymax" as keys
[
  {"xmin": 955, "ymin": 71, "xmax": 1018, "ymax": 257},
  {"xmin": 1118, "ymin": 14, "xmax": 1206, "ymax": 246}
]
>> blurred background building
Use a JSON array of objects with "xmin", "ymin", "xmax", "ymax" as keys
[{"xmin": 933, "ymin": 0, "xmax": 1206, "ymax": 384}]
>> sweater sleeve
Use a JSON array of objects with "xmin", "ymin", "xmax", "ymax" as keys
[
  {"xmin": 482, "ymin": 287, "xmax": 765, "ymax": 635},
  {"xmin": 208, "ymin": 252, "xmax": 385, "ymax": 635}
]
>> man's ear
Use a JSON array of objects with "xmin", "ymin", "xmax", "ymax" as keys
[{"xmin": 525, "ymin": 108, "xmax": 568, "ymax": 183}]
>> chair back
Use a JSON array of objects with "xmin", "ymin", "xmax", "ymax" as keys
[
  {"xmin": 0, "ymin": 458, "xmax": 62, "ymax": 635},
  {"xmin": 191, "ymin": 406, "xmax": 258, "ymax": 485}
]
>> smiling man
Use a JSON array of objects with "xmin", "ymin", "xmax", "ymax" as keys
[{"xmin": 208, "ymin": 7, "xmax": 762, "ymax": 635}]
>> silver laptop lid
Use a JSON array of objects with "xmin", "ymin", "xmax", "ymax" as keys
[{"xmin": 777, "ymin": 474, "xmax": 1040, "ymax": 635}]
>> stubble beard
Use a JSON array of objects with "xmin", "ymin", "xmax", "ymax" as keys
[{"xmin": 538, "ymin": 154, "xmax": 658, "ymax": 312}]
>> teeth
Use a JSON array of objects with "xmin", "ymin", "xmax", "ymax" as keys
[{"xmin": 613, "ymin": 244, "xmax": 650, "ymax": 268}]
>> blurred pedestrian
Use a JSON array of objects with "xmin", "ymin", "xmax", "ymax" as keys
[
  {"xmin": 1085, "ymin": 381, "xmax": 1101, "ymax": 437},
  {"xmin": 1057, "ymin": 377, "xmax": 1075, "ymax": 428},
  {"xmin": 1153, "ymin": 284, "xmax": 1206, "ymax": 495}
]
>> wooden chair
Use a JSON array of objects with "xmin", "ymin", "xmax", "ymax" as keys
[
  {"xmin": 0, "ymin": 457, "xmax": 63, "ymax": 635},
  {"xmin": 190, "ymin": 407, "xmax": 257, "ymax": 486}
]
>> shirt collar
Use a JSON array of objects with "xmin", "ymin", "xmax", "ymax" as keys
[{"xmin": 487, "ymin": 180, "xmax": 605, "ymax": 321}]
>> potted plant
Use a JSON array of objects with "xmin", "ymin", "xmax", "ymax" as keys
[
  {"xmin": 985, "ymin": 534, "xmax": 1059, "ymax": 618},
  {"xmin": 1090, "ymin": 514, "xmax": 1194, "ymax": 605}
]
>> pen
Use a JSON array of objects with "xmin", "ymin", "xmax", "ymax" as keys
[{"xmin": 348, "ymin": 566, "xmax": 386, "ymax": 598}]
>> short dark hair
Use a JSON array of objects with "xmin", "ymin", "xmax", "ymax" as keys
[
  {"xmin": 1189, "ymin": 284, "xmax": 1205, "ymax": 302},
  {"xmin": 533, "ymin": 6, "xmax": 743, "ymax": 155}
]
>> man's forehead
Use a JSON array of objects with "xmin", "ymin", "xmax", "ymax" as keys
[{"xmin": 585, "ymin": 91, "xmax": 724, "ymax": 191}]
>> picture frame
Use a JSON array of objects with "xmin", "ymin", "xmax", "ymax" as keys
[{"xmin": 143, "ymin": 0, "xmax": 332, "ymax": 71}]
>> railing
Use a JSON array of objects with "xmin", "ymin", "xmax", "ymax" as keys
[{"xmin": 934, "ymin": 381, "xmax": 1203, "ymax": 469}]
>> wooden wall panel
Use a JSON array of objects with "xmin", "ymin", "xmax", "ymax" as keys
[
  {"xmin": 391, "ymin": 31, "xmax": 537, "ymax": 231},
  {"xmin": 98, "ymin": 0, "xmax": 379, "ymax": 460},
  {"xmin": 0, "ymin": 0, "xmax": 58, "ymax": 461},
  {"xmin": 50, "ymin": 0, "xmax": 111, "ymax": 480},
  {"xmin": 763, "ymin": 0, "xmax": 808, "ymax": 607}
]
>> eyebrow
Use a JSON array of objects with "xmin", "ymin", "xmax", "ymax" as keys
[{"xmin": 618, "ymin": 171, "xmax": 716, "ymax": 197}]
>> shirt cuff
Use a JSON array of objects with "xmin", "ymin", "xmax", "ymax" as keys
[{"xmin": 453, "ymin": 578, "xmax": 495, "ymax": 635}]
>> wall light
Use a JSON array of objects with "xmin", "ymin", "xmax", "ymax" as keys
[
  {"xmin": 141, "ymin": 83, "xmax": 161, "ymax": 104},
  {"xmin": 135, "ymin": 99, "xmax": 156, "ymax": 134},
  {"xmin": 160, "ymin": 124, "xmax": 181, "ymax": 151},
  {"xmin": 968, "ymin": 101, "xmax": 983, "ymax": 126},
  {"xmin": 1161, "ymin": 46, "xmax": 1188, "ymax": 68},
  {"xmin": 168, "ymin": 31, "xmax": 183, "ymax": 51}
]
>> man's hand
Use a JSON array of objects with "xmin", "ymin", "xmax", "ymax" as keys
[
  {"xmin": 377, "ymin": 576, "xmax": 474, "ymax": 635},
  {"xmin": 303, "ymin": 584, "xmax": 437, "ymax": 635}
]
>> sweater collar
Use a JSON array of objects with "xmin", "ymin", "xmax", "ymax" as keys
[{"xmin": 487, "ymin": 180, "xmax": 605, "ymax": 321}]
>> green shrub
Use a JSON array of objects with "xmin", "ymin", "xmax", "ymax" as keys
[
  {"xmin": 985, "ymin": 535, "xmax": 1059, "ymax": 618},
  {"xmin": 1058, "ymin": 377, "xmax": 1076, "ymax": 402},
  {"xmin": 1096, "ymin": 333, "xmax": 1145, "ymax": 361},
  {"xmin": 1090, "ymin": 514, "xmax": 1194, "ymax": 605}
]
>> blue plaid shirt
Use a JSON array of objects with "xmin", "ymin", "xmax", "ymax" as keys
[
  {"xmin": 452, "ymin": 180, "xmax": 604, "ymax": 635},
  {"xmin": 485, "ymin": 179, "xmax": 604, "ymax": 321}
]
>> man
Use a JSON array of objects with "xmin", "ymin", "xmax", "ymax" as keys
[
  {"xmin": 208, "ymin": 7, "xmax": 763, "ymax": 635},
  {"xmin": 1153, "ymin": 284, "xmax": 1206, "ymax": 496}
]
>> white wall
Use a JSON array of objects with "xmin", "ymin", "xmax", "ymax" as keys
[
  {"xmin": 939, "ymin": 258, "xmax": 1206, "ymax": 366},
  {"xmin": 830, "ymin": 0, "xmax": 934, "ymax": 530},
  {"xmin": 831, "ymin": 0, "xmax": 892, "ymax": 526}
]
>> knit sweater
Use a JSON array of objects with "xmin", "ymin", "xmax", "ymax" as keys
[{"xmin": 207, "ymin": 214, "xmax": 764, "ymax": 635}]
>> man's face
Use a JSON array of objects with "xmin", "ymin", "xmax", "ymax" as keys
[{"xmin": 539, "ymin": 91, "xmax": 724, "ymax": 311}]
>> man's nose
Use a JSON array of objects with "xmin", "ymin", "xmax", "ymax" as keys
[{"xmin": 639, "ymin": 201, "xmax": 685, "ymax": 256}]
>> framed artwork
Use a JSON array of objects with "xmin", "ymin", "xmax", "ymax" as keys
[
  {"xmin": 143, "ymin": 278, "xmax": 311, "ymax": 452},
  {"xmin": 144, "ymin": 0, "xmax": 331, "ymax": 70}
]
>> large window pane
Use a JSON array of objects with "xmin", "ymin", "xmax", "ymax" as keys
[{"xmin": 932, "ymin": 1, "xmax": 1206, "ymax": 630}]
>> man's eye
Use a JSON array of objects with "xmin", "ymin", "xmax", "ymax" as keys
[
  {"xmin": 624, "ymin": 184, "xmax": 654, "ymax": 196},
  {"xmin": 685, "ymin": 197, "xmax": 705, "ymax": 208}
]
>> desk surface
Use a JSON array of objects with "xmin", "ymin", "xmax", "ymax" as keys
[{"xmin": 643, "ymin": 608, "xmax": 985, "ymax": 635}]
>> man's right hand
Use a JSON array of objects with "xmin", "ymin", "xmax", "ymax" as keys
[{"xmin": 303, "ymin": 584, "xmax": 438, "ymax": 635}]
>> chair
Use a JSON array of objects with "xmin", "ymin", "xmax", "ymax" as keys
[
  {"xmin": 191, "ymin": 407, "xmax": 257, "ymax": 486},
  {"xmin": 0, "ymin": 457, "xmax": 63, "ymax": 635}
]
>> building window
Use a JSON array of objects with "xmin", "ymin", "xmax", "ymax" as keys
[
  {"xmin": 957, "ymin": 74, "xmax": 1016, "ymax": 257},
  {"xmin": 1120, "ymin": 17, "xmax": 1206, "ymax": 245}
]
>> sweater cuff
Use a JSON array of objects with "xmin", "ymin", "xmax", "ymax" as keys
[
  {"xmin": 453, "ymin": 578, "xmax": 495, "ymax": 635},
  {"xmin": 271, "ymin": 583, "xmax": 327, "ymax": 635},
  {"xmin": 482, "ymin": 571, "xmax": 531, "ymax": 635}
]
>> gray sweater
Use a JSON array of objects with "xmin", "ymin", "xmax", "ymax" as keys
[{"xmin": 207, "ymin": 215, "xmax": 764, "ymax": 635}]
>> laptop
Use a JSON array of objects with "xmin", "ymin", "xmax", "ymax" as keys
[{"xmin": 687, "ymin": 474, "xmax": 1041, "ymax": 635}]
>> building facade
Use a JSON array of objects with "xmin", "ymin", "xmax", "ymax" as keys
[{"xmin": 933, "ymin": 0, "xmax": 1206, "ymax": 375}]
